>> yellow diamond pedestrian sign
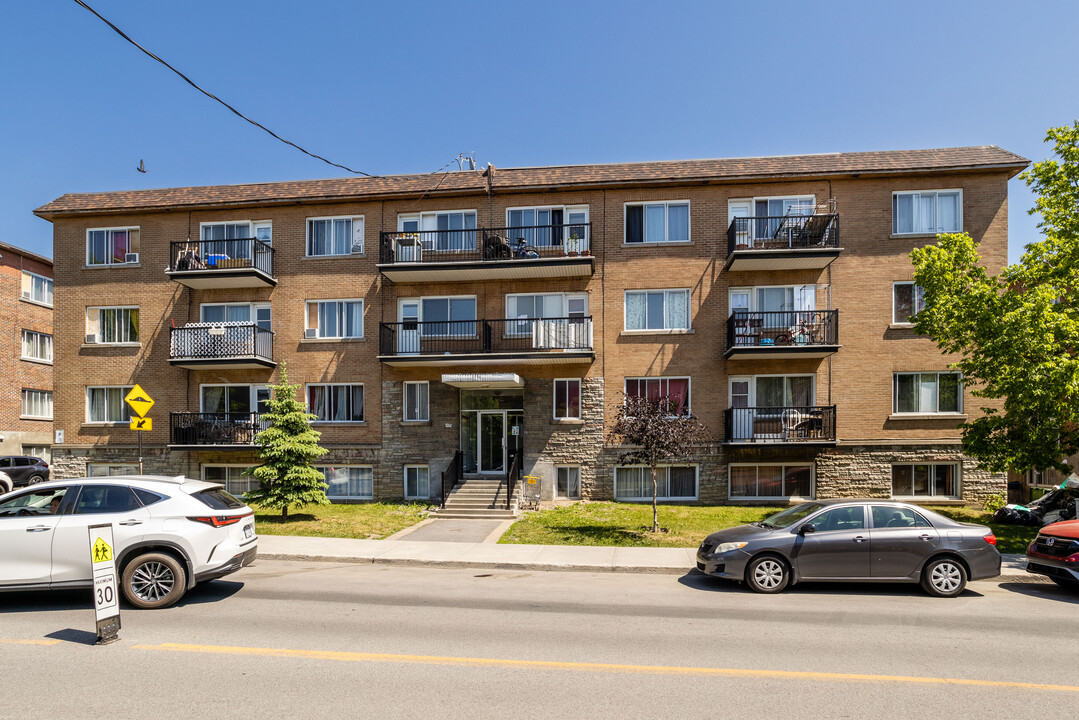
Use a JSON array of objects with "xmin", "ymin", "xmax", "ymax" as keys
[
  {"xmin": 124, "ymin": 384, "xmax": 154, "ymax": 418},
  {"xmin": 92, "ymin": 537, "xmax": 113, "ymax": 564}
]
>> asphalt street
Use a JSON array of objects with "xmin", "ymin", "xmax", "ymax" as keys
[{"xmin": 1, "ymin": 560, "xmax": 1076, "ymax": 720}]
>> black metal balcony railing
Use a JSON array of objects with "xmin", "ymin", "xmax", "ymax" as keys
[
  {"xmin": 379, "ymin": 223, "xmax": 592, "ymax": 265},
  {"xmin": 169, "ymin": 412, "xmax": 266, "ymax": 446},
  {"xmin": 724, "ymin": 406, "xmax": 837, "ymax": 443},
  {"xmin": 379, "ymin": 317, "xmax": 593, "ymax": 357},
  {"xmin": 727, "ymin": 310, "xmax": 839, "ymax": 350},
  {"xmin": 727, "ymin": 214, "xmax": 839, "ymax": 256},
  {"xmin": 169, "ymin": 323, "xmax": 274, "ymax": 362},
  {"xmin": 168, "ymin": 238, "xmax": 274, "ymax": 276}
]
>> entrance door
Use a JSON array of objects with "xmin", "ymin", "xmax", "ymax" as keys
[
  {"xmin": 398, "ymin": 301, "xmax": 420, "ymax": 354},
  {"xmin": 479, "ymin": 412, "xmax": 505, "ymax": 473}
]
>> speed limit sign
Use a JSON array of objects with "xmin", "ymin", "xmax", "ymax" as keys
[{"xmin": 88, "ymin": 524, "xmax": 121, "ymax": 644}]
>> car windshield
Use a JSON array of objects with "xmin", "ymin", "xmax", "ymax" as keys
[{"xmin": 760, "ymin": 502, "xmax": 826, "ymax": 529}]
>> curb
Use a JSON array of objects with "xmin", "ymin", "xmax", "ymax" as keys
[{"xmin": 256, "ymin": 552, "xmax": 1047, "ymax": 581}]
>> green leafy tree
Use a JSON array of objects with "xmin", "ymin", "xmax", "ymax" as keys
[
  {"xmin": 608, "ymin": 394, "xmax": 711, "ymax": 533},
  {"xmin": 910, "ymin": 121, "xmax": 1079, "ymax": 474},
  {"xmin": 243, "ymin": 364, "xmax": 329, "ymax": 518}
]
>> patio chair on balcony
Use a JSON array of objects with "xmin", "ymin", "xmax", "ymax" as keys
[
  {"xmin": 483, "ymin": 233, "xmax": 512, "ymax": 260},
  {"xmin": 174, "ymin": 246, "xmax": 205, "ymax": 271}
]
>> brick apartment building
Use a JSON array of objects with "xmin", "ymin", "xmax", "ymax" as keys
[
  {"xmin": 34, "ymin": 146, "xmax": 1028, "ymax": 507},
  {"xmin": 0, "ymin": 240, "xmax": 54, "ymax": 462}
]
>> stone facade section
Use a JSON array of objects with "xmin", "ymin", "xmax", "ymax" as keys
[
  {"xmin": 522, "ymin": 377, "xmax": 604, "ymax": 503},
  {"xmin": 378, "ymin": 380, "xmax": 458, "ymax": 501}
]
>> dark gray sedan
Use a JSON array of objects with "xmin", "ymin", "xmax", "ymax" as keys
[{"xmin": 696, "ymin": 499, "xmax": 1000, "ymax": 597}]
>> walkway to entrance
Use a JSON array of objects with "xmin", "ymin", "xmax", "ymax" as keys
[{"xmin": 390, "ymin": 518, "xmax": 512, "ymax": 544}]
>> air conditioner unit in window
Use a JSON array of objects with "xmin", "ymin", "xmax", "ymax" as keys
[
  {"xmin": 125, "ymin": 253, "xmax": 139, "ymax": 264},
  {"xmin": 85, "ymin": 334, "xmax": 98, "ymax": 344},
  {"xmin": 22, "ymin": 291, "xmax": 31, "ymax": 299},
  {"xmin": 351, "ymin": 242, "xmax": 364, "ymax": 254},
  {"xmin": 304, "ymin": 328, "xmax": 318, "ymax": 339}
]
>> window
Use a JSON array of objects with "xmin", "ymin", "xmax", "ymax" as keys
[
  {"xmin": 201, "ymin": 385, "xmax": 270, "ymax": 414},
  {"xmin": 729, "ymin": 465, "xmax": 813, "ymax": 499},
  {"xmin": 318, "ymin": 466, "xmax": 373, "ymax": 500},
  {"xmin": 625, "ymin": 377, "xmax": 690, "ymax": 415},
  {"xmin": 557, "ymin": 466, "xmax": 581, "ymax": 499},
  {"xmin": 893, "ymin": 372, "xmax": 962, "ymax": 414},
  {"xmin": 306, "ymin": 300, "xmax": 363, "ymax": 339},
  {"xmin": 21, "ymin": 390, "xmax": 53, "ymax": 419},
  {"xmin": 405, "ymin": 465, "xmax": 430, "ymax": 499},
  {"xmin": 86, "ymin": 386, "xmax": 134, "ymax": 423},
  {"xmin": 398, "ymin": 211, "xmax": 477, "ymax": 251},
  {"xmin": 22, "ymin": 445, "xmax": 50, "ymax": 463},
  {"xmin": 507, "ymin": 205, "xmax": 589, "ymax": 248},
  {"xmin": 86, "ymin": 307, "xmax": 139, "ymax": 344},
  {"xmin": 307, "ymin": 216, "xmax": 364, "ymax": 256},
  {"xmin": 871, "ymin": 506, "xmax": 931, "ymax": 528},
  {"xmin": 893, "ymin": 282, "xmax": 925, "ymax": 324},
  {"xmin": 625, "ymin": 201, "xmax": 690, "ymax": 243},
  {"xmin": 308, "ymin": 384, "xmax": 364, "ymax": 422},
  {"xmin": 21, "ymin": 330, "xmax": 52, "ymax": 362},
  {"xmin": 21, "ymin": 272, "xmax": 53, "ymax": 306},
  {"xmin": 625, "ymin": 289, "xmax": 690, "ymax": 331},
  {"xmin": 614, "ymin": 466, "xmax": 697, "ymax": 501},
  {"xmin": 203, "ymin": 466, "xmax": 259, "ymax": 497},
  {"xmin": 418, "ymin": 297, "xmax": 476, "ymax": 336},
  {"xmin": 893, "ymin": 190, "xmax": 962, "ymax": 234},
  {"xmin": 403, "ymin": 382, "xmax": 429, "ymax": 421},
  {"xmin": 892, "ymin": 464, "xmax": 959, "ymax": 499},
  {"xmin": 553, "ymin": 379, "xmax": 581, "ymax": 419},
  {"xmin": 507, "ymin": 294, "xmax": 587, "ymax": 323},
  {"xmin": 728, "ymin": 196, "xmax": 816, "ymax": 246},
  {"xmin": 87, "ymin": 464, "xmax": 140, "ymax": 477},
  {"xmin": 201, "ymin": 303, "xmax": 271, "ymax": 330},
  {"xmin": 87, "ymin": 227, "xmax": 140, "ymax": 265}
]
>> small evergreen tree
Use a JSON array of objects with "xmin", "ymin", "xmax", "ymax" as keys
[
  {"xmin": 244, "ymin": 364, "xmax": 329, "ymax": 518},
  {"xmin": 608, "ymin": 394, "xmax": 711, "ymax": 533}
]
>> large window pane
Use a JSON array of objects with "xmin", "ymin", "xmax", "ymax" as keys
[
  {"xmin": 784, "ymin": 466, "xmax": 812, "ymax": 497},
  {"xmin": 892, "ymin": 465, "xmax": 913, "ymax": 496},
  {"xmin": 895, "ymin": 374, "xmax": 918, "ymax": 413},
  {"xmin": 729, "ymin": 466, "xmax": 757, "ymax": 497},
  {"xmin": 938, "ymin": 373, "xmax": 960, "ymax": 413},
  {"xmin": 913, "ymin": 465, "xmax": 930, "ymax": 496},
  {"xmin": 757, "ymin": 465, "xmax": 783, "ymax": 497},
  {"xmin": 668, "ymin": 466, "xmax": 696, "ymax": 498},
  {"xmin": 645, "ymin": 204, "xmax": 666, "ymax": 242},
  {"xmin": 919, "ymin": 374, "xmax": 938, "ymax": 412},
  {"xmin": 667, "ymin": 204, "xmax": 689, "ymax": 242},
  {"xmin": 894, "ymin": 283, "xmax": 913, "ymax": 323}
]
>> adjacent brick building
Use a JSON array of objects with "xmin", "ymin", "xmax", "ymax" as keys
[
  {"xmin": 34, "ymin": 146, "xmax": 1028, "ymax": 506},
  {"xmin": 0, "ymin": 240, "xmax": 54, "ymax": 462}
]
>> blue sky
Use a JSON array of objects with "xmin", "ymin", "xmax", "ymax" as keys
[{"xmin": 3, "ymin": 0, "xmax": 1076, "ymax": 262}]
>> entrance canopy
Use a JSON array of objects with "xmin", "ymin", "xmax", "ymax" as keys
[{"xmin": 441, "ymin": 373, "xmax": 524, "ymax": 390}]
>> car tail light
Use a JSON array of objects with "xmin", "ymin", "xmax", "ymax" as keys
[
  {"xmin": 983, "ymin": 534, "xmax": 997, "ymax": 546},
  {"xmin": 188, "ymin": 511, "xmax": 253, "ymax": 528}
]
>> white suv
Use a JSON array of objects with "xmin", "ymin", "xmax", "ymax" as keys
[{"xmin": 0, "ymin": 475, "xmax": 257, "ymax": 609}]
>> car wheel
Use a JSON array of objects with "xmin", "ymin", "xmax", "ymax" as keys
[
  {"xmin": 27, "ymin": 475, "xmax": 44, "ymax": 485},
  {"xmin": 1050, "ymin": 576, "xmax": 1079, "ymax": 590},
  {"xmin": 745, "ymin": 555, "xmax": 790, "ymax": 593},
  {"xmin": 121, "ymin": 553, "xmax": 187, "ymax": 609},
  {"xmin": 921, "ymin": 557, "xmax": 968, "ymax": 597}
]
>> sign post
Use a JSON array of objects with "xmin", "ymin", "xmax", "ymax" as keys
[
  {"xmin": 124, "ymin": 385, "xmax": 154, "ymax": 474},
  {"xmin": 88, "ymin": 524, "xmax": 121, "ymax": 645}
]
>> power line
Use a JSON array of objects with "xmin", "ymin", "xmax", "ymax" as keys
[{"xmin": 72, "ymin": 0, "xmax": 377, "ymax": 177}]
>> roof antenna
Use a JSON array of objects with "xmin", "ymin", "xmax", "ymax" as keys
[{"xmin": 456, "ymin": 153, "xmax": 477, "ymax": 171}]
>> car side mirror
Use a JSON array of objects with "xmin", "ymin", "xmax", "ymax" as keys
[{"xmin": 800, "ymin": 523, "xmax": 816, "ymax": 535}]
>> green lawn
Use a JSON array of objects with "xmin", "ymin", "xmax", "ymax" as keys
[
  {"xmin": 498, "ymin": 502, "xmax": 783, "ymax": 548},
  {"xmin": 253, "ymin": 502, "xmax": 431, "ymax": 540},
  {"xmin": 499, "ymin": 502, "xmax": 1039, "ymax": 553}
]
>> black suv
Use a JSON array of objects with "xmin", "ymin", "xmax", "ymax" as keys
[{"xmin": 0, "ymin": 456, "xmax": 50, "ymax": 487}]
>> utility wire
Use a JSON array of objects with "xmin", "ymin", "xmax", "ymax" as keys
[{"xmin": 72, "ymin": 0, "xmax": 376, "ymax": 177}]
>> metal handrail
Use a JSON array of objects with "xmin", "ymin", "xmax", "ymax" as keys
[
  {"xmin": 379, "ymin": 317, "xmax": 593, "ymax": 356},
  {"xmin": 506, "ymin": 452, "xmax": 521, "ymax": 510},
  {"xmin": 441, "ymin": 451, "xmax": 462, "ymax": 509},
  {"xmin": 169, "ymin": 323, "xmax": 274, "ymax": 361},
  {"xmin": 724, "ymin": 406, "xmax": 837, "ymax": 443},
  {"xmin": 379, "ymin": 222, "xmax": 592, "ymax": 264},
  {"xmin": 169, "ymin": 238, "xmax": 274, "ymax": 276},
  {"xmin": 169, "ymin": 412, "xmax": 266, "ymax": 446},
  {"xmin": 727, "ymin": 214, "xmax": 839, "ymax": 256},
  {"xmin": 727, "ymin": 310, "xmax": 839, "ymax": 350}
]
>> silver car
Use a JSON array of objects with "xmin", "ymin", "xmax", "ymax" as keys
[{"xmin": 696, "ymin": 499, "xmax": 1000, "ymax": 597}]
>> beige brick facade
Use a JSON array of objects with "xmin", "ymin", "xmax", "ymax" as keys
[{"xmin": 36, "ymin": 148, "xmax": 1026, "ymax": 505}]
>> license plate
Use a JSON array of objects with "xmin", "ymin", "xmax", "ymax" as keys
[{"xmin": 244, "ymin": 523, "xmax": 254, "ymax": 539}]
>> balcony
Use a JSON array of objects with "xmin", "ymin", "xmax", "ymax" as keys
[
  {"xmin": 169, "ymin": 323, "xmax": 275, "ymax": 370},
  {"xmin": 724, "ymin": 406, "xmax": 837, "ymax": 445},
  {"xmin": 169, "ymin": 412, "xmax": 265, "ymax": 448},
  {"xmin": 378, "ymin": 224, "xmax": 594, "ymax": 283},
  {"xmin": 725, "ymin": 310, "xmax": 839, "ymax": 360},
  {"xmin": 725, "ymin": 212, "xmax": 840, "ymax": 272},
  {"xmin": 166, "ymin": 239, "xmax": 276, "ymax": 288},
  {"xmin": 379, "ymin": 317, "xmax": 594, "ymax": 367}
]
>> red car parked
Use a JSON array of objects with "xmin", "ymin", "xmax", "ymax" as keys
[{"xmin": 1026, "ymin": 520, "xmax": 1079, "ymax": 589}]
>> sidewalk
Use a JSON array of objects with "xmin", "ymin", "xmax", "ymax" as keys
[{"xmin": 256, "ymin": 534, "xmax": 1038, "ymax": 580}]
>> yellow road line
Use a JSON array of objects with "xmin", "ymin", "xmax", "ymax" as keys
[
  {"xmin": 0, "ymin": 639, "xmax": 62, "ymax": 646},
  {"xmin": 132, "ymin": 643, "xmax": 1079, "ymax": 694}
]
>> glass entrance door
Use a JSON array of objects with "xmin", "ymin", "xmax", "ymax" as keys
[{"xmin": 479, "ymin": 412, "xmax": 505, "ymax": 473}]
